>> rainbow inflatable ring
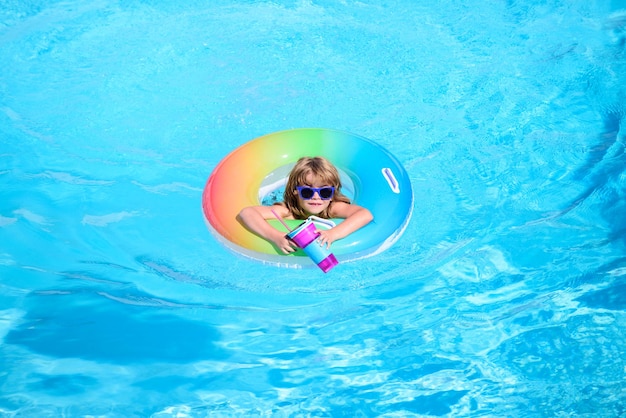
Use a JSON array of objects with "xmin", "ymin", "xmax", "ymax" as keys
[{"xmin": 202, "ymin": 128, "xmax": 413, "ymax": 268}]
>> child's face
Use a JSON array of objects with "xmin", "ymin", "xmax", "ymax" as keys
[{"xmin": 297, "ymin": 173, "xmax": 333, "ymax": 215}]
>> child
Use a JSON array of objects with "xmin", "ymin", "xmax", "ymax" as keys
[{"xmin": 237, "ymin": 156, "xmax": 373, "ymax": 254}]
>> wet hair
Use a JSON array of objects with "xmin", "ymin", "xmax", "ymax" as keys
[{"xmin": 281, "ymin": 156, "xmax": 350, "ymax": 219}]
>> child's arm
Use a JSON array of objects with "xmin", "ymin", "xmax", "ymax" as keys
[
  {"xmin": 316, "ymin": 202, "xmax": 373, "ymax": 247},
  {"xmin": 237, "ymin": 205, "xmax": 297, "ymax": 254}
]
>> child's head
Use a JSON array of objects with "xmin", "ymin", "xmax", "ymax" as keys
[{"xmin": 283, "ymin": 156, "xmax": 350, "ymax": 219}]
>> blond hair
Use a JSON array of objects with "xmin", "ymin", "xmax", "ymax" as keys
[{"xmin": 281, "ymin": 156, "xmax": 350, "ymax": 219}]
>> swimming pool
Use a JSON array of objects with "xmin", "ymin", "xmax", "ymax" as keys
[{"xmin": 1, "ymin": 0, "xmax": 625, "ymax": 416}]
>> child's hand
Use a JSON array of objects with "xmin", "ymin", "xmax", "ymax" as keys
[
  {"xmin": 273, "ymin": 233, "xmax": 298, "ymax": 254},
  {"xmin": 316, "ymin": 229, "xmax": 338, "ymax": 249}
]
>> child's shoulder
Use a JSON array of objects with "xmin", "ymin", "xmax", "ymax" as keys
[
  {"xmin": 268, "ymin": 203, "xmax": 294, "ymax": 219},
  {"xmin": 329, "ymin": 200, "xmax": 354, "ymax": 217}
]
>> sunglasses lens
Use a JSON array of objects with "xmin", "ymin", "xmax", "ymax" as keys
[
  {"xmin": 319, "ymin": 187, "xmax": 334, "ymax": 199},
  {"xmin": 299, "ymin": 187, "xmax": 314, "ymax": 199}
]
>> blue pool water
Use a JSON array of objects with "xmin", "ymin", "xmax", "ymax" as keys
[{"xmin": 2, "ymin": 0, "xmax": 626, "ymax": 416}]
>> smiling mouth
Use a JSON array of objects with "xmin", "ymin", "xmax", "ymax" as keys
[{"xmin": 306, "ymin": 202, "xmax": 325, "ymax": 210}]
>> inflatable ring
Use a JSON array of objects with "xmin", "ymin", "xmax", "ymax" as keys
[{"xmin": 202, "ymin": 128, "xmax": 413, "ymax": 267}]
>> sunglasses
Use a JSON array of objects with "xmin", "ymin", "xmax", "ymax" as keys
[{"xmin": 296, "ymin": 186, "xmax": 335, "ymax": 200}]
